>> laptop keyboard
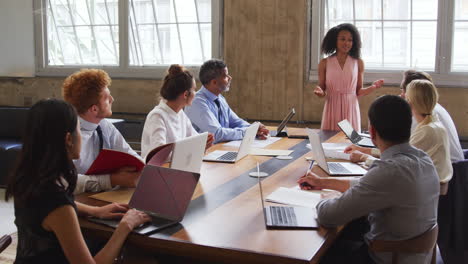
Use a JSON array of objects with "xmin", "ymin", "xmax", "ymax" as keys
[
  {"xmin": 328, "ymin": 162, "xmax": 351, "ymax": 174},
  {"xmin": 217, "ymin": 151, "xmax": 238, "ymax": 161},
  {"xmin": 270, "ymin": 206, "xmax": 297, "ymax": 226}
]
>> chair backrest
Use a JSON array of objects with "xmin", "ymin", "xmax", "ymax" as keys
[
  {"xmin": 370, "ymin": 224, "xmax": 438, "ymax": 264},
  {"xmin": 0, "ymin": 107, "xmax": 29, "ymax": 139},
  {"xmin": 0, "ymin": 235, "xmax": 12, "ymax": 253}
]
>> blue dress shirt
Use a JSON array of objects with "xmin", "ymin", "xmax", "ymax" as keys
[{"xmin": 184, "ymin": 86, "xmax": 250, "ymax": 143}]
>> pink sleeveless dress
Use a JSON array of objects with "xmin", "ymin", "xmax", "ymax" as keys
[{"xmin": 320, "ymin": 55, "xmax": 361, "ymax": 132}]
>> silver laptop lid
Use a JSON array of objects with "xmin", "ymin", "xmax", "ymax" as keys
[
  {"xmin": 337, "ymin": 119, "xmax": 361, "ymax": 142},
  {"xmin": 276, "ymin": 108, "xmax": 296, "ymax": 134},
  {"xmin": 306, "ymin": 128, "xmax": 330, "ymax": 174},
  {"xmin": 171, "ymin": 132, "xmax": 208, "ymax": 173},
  {"xmin": 236, "ymin": 122, "xmax": 260, "ymax": 161},
  {"xmin": 257, "ymin": 163, "xmax": 268, "ymax": 224}
]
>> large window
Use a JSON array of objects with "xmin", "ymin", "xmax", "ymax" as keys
[
  {"xmin": 309, "ymin": 0, "xmax": 468, "ymax": 86},
  {"xmin": 34, "ymin": 0, "xmax": 222, "ymax": 78}
]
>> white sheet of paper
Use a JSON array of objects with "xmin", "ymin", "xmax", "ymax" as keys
[
  {"xmin": 322, "ymin": 142, "xmax": 352, "ymax": 151},
  {"xmin": 223, "ymin": 136, "xmax": 281, "ymax": 148},
  {"xmin": 249, "ymin": 148, "xmax": 293, "ymax": 156},
  {"xmin": 266, "ymin": 187, "xmax": 322, "ymax": 208}
]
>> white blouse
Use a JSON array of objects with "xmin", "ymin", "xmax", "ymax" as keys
[
  {"xmin": 411, "ymin": 103, "xmax": 463, "ymax": 162},
  {"xmin": 410, "ymin": 120, "xmax": 453, "ymax": 183},
  {"xmin": 141, "ymin": 100, "xmax": 198, "ymax": 160}
]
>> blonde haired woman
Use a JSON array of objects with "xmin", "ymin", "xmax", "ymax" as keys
[
  {"xmin": 406, "ymin": 79, "xmax": 452, "ymax": 183},
  {"xmin": 345, "ymin": 80, "xmax": 452, "ymax": 184}
]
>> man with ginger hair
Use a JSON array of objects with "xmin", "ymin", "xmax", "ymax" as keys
[{"xmin": 63, "ymin": 69, "xmax": 141, "ymax": 194}]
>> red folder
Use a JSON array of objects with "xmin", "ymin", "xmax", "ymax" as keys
[{"xmin": 85, "ymin": 144, "xmax": 174, "ymax": 175}]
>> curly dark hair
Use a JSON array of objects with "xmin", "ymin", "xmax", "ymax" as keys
[
  {"xmin": 6, "ymin": 99, "xmax": 78, "ymax": 204},
  {"xmin": 321, "ymin": 23, "xmax": 362, "ymax": 59},
  {"xmin": 62, "ymin": 69, "xmax": 111, "ymax": 114},
  {"xmin": 160, "ymin": 64, "xmax": 194, "ymax": 101}
]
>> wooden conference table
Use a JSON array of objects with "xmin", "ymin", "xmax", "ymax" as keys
[{"xmin": 78, "ymin": 129, "xmax": 352, "ymax": 264}]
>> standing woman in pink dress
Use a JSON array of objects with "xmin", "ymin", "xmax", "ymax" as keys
[{"xmin": 314, "ymin": 23, "xmax": 384, "ymax": 132}]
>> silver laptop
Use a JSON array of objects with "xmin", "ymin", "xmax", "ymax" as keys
[
  {"xmin": 171, "ymin": 132, "xmax": 208, "ymax": 173},
  {"xmin": 258, "ymin": 165, "xmax": 318, "ymax": 229},
  {"xmin": 307, "ymin": 128, "xmax": 367, "ymax": 176},
  {"xmin": 270, "ymin": 108, "xmax": 295, "ymax": 137},
  {"xmin": 203, "ymin": 122, "xmax": 260, "ymax": 163},
  {"xmin": 337, "ymin": 119, "xmax": 375, "ymax": 148}
]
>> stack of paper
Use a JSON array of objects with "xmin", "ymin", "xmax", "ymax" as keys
[{"xmin": 265, "ymin": 187, "xmax": 321, "ymax": 208}]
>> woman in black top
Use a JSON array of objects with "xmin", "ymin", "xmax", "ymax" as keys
[{"xmin": 5, "ymin": 99, "xmax": 150, "ymax": 264}]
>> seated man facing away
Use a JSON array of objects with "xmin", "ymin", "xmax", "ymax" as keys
[
  {"xmin": 184, "ymin": 59, "xmax": 269, "ymax": 143},
  {"xmin": 298, "ymin": 95, "xmax": 440, "ymax": 264},
  {"xmin": 63, "ymin": 69, "xmax": 142, "ymax": 194}
]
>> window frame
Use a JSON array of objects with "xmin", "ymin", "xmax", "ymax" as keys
[
  {"xmin": 33, "ymin": 0, "xmax": 223, "ymax": 79},
  {"xmin": 308, "ymin": 0, "xmax": 468, "ymax": 87}
]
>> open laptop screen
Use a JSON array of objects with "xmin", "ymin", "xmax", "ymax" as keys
[
  {"xmin": 276, "ymin": 108, "xmax": 296, "ymax": 134},
  {"xmin": 129, "ymin": 166, "xmax": 200, "ymax": 221},
  {"xmin": 337, "ymin": 119, "xmax": 360, "ymax": 142}
]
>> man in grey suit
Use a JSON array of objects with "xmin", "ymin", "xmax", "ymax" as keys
[{"xmin": 298, "ymin": 95, "xmax": 439, "ymax": 264}]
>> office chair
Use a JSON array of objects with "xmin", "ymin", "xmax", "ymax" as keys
[
  {"xmin": 437, "ymin": 152, "xmax": 468, "ymax": 264},
  {"xmin": 0, "ymin": 234, "xmax": 12, "ymax": 253},
  {"xmin": 369, "ymin": 224, "xmax": 438, "ymax": 264}
]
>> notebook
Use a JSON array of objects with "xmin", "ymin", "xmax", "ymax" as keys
[
  {"xmin": 337, "ymin": 119, "xmax": 375, "ymax": 148},
  {"xmin": 270, "ymin": 108, "xmax": 296, "ymax": 137},
  {"xmin": 203, "ymin": 122, "xmax": 259, "ymax": 163},
  {"xmin": 258, "ymin": 165, "xmax": 318, "ymax": 229},
  {"xmin": 307, "ymin": 128, "xmax": 368, "ymax": 176},
  {"xmin": 89, "ymin": 165, "xmax": 200, "ymax": 235}
]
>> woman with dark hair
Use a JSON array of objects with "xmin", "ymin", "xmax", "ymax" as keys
[
  {"xmin": 141, "ymin": 64, "xmax": 214, "ymax": 160},
  {"xmin": 6, "ymin": 98, "xmax": 150, "ymax": 263},
  {"xmin": 314, "ymin": 23, "xmax": 384, "ymax": 132}
]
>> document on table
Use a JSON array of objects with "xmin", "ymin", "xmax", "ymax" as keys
[
  {"xmin": 307, "ymin": 142, "xmax": 351, "ymax": 160},
  {"xmin": 265, "ymin": 187, "xmax": 322, "ymax": 209},
  {"xmin": 250, "ymin": 148, "xmax": 293, "ymax": 156},
  {"xmin": 223, "ymin": 136, "xmax": 281, "ymax": 148},
  {"xmin": 89, "ymin": 188, "xmax": 134, "ymax": 204}
]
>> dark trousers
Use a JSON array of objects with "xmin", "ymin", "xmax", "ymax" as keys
[{"xmin": 319, "ymin": 217, "xmax": 375, "ymax": 264}]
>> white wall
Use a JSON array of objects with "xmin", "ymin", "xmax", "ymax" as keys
[{"xmin": 0, "ymin": 0, "xmax": 35, "ymax": 77}]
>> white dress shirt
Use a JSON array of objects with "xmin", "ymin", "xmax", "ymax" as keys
[
  {"xmin": 141, "ymin": 100, "xmax": 198, "ymax": 161},
  {"xmin": 411, "ymin": 103, "xmax": 463, "ymax": 162},
  {"xmin": 410, "ymin": 120, "xmax": 453, "ymax": 183},
  {"xmin": 73, "ymin": 117, "xmax": 141, "ymax": 194}
]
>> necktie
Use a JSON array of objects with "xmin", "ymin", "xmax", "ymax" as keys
[
  {"xmin": 213, "ymin": 98, "xmax": 224, "ymax": 126},
  {"xmin": 96, "ymin": 125, "xmax": 103, "ymax": 151}
]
